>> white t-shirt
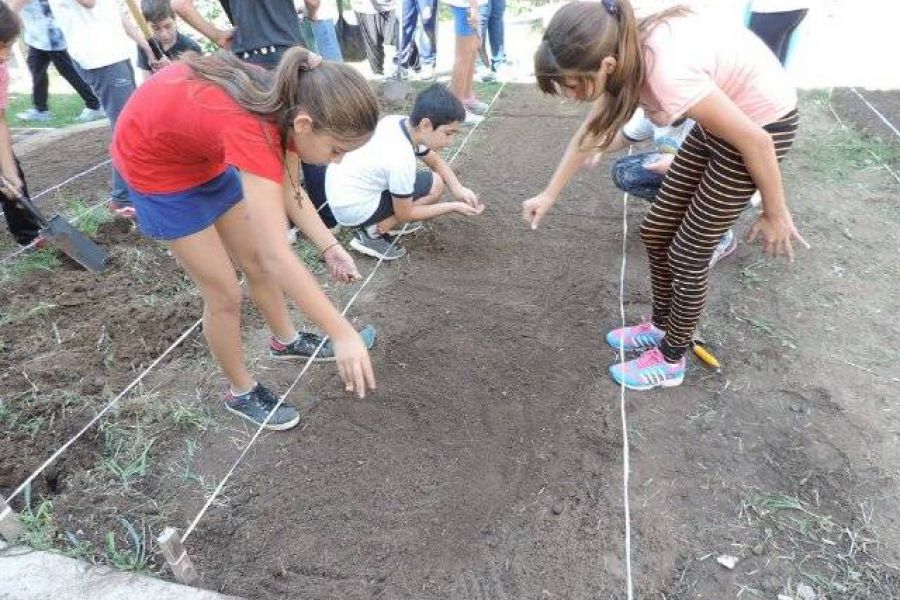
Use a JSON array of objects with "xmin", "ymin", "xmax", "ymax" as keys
[
  {"xmin": 749, "ymin": 1, "xmax": 811, "ymax": 13},
  {"xmin": 325, "ymin": 115, "xmax": 428, "ymax": 226},
  {"xmin": 622, "ymin": 108, "xmax": 694, "ymax": 154},
  {"xmin": 48, "ymin": 0, "xmax": 132, "ymax": 70},
  {"xmin": 445, "ymin": 0, "xmax": 488, "ymax": 7}
]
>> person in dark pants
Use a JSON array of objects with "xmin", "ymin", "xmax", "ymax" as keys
[
  {"xmin": 353, "ymin": 0, "xmax": 397, "ymax": 75},
  {"xmin": 747, "ymin": 1, "xmax": 809, "ymax": 65},
  {"xmin": 17, "ymin": 0, "xmax": 103, "ymax": 123},
  {"xmin": 173, "ymin": 0, "xmax": 310, "ymax": 71},
  {"xmin": 398, "ymin": 0, "xmax": 436, "ymax": 77},
  {"xmin": 0, "ymin": 5, "xmax": 41, "ymax": 246}
]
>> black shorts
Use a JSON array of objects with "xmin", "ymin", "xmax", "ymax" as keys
[{"xmin": 360, "ymin": 170, "xmax": 434, "ymax": 227}]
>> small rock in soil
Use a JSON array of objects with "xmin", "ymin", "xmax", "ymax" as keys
[
  {"xmin": 551, "ymin": 500, "xmax": 564, "ymax": 515},
  {"xmin": 716, "ymin": 554, "xmax": 739, "ymax": 569},
  {"xmin": 796, "ymin": 583, "xmax": 817, "ymax": 600}
]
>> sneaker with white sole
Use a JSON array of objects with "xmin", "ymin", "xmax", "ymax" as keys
[
  {"xmin": 606, "ymin": 319, "xmax": 665, "ymax": 351},
  {"xmin": 464, "ymin": 111, "xmax": 485, "ymax": 125},
  {"xmin": 387, "ymin": 221, "xmax": 424, "ymax": 236},
  {"xmin": 709, "ymin": 228, "xmax": 737, "ymax": 268},
  {"xmin": 349, "ymin": 230, "xmax": 406, "ymax": 260},
  {"xmin": 464, "ymin": 99, "xmax": 489, "ymax": 115},
  {"xmin": 224, "ymin": 382, "xmax": 300, "ymax": 430},
  {"xmin": 269, "ymin": 325, "xmax": 377, "ymax": 362},
  {"xmin": 609, "ymin": 347, "xmax": 685, "ymax": 391},
  {"xmin": 16, "ymin": 108, "xmax": 52, "ymax": 122},
  {"xmin": 76, "ymin": 107, "xmax": 106, "ymax": 122}
]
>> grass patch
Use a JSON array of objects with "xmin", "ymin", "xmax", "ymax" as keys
[
  {"xmin": 69, "ymin": 199, "xmax": 113, "ymax": 237},
  {"xmin": 100, "ymin": 424, "xmax": 154, "ymax": 486},
  {"xmin": 740, "ymin": 492, "xmax": 899, "ymax": 598},
  {"xmin": 0, "ymin": 247, "xmax": 61, "ymax": 285},
  {"xmin": 104, "ymin": 518, "xmax": 150, "ymax": 572}
]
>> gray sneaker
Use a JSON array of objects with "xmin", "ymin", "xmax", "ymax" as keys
[
  {"xmin": 76, "ymin": 107, "xmax": 106, "ymax": 122},
  {"xmin": 224, "ymin": 383, "xmax": 300, "ymax": 431},
  {"xmin": 17, "ymin": 108, "xmax": 52, "ymax": 121},
  {"xmin": 349, "ymin": 230, "xmax": 406, "ymax": 260},
  {"xmin": 464, "ymin": 99, "xmax": 489, "ymax": 115}
]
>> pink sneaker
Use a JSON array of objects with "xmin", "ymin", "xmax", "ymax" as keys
[
  {"xmin": 108, "ymin": 200, "xmax": 136, "ymax": 220},
  {"xmin": 606, "ymin": 319, "xmax": 665, "ymax": 351},
  {"xmin": 609, "ymin": 347, "xmax": 685, "ymax": 391}
]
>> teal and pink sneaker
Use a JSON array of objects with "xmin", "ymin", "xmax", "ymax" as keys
[
  {"xmin": 606, "ymin": 320, "xmax": 665, "ymax": 351},
  {"xmin": 609, "ymin": 347, "xmax": 685, "ymax": 391}
]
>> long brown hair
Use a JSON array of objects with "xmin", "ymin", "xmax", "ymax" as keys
[
  {"xmin": 184, "ymin": 47, "xmax": 379, "ymax": 150},
  {"xmin": 535, "ymin": 0, "xmax": 689, "ymax": 150}
]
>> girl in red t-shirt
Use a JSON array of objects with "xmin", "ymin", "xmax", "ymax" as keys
[
  {"xmin": 520, "ymin": 0, "xmax": 806, "ymax": 391},
  {"xmin": 112, "ymin": 48, "xmax": 378, "ymax": 429}
]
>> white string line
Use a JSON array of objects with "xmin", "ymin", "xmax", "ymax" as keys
[
  {"xmin": 827, "ymin": 89, "xmax": 900, "ymax": 186},
  {"xmin": 180, "ymin": 82, "xmax": 508, "ymax": 544},
  {"xmin": 850, "ymin": 87, "xmax": 900, "ymax": 141},
  {"xmin": 5, "ymin": 318, "xmax": 203, "ymax": 503},
  {"xmin": 616, "ymin": 148, "xmax": 634, "ymax": 600},
  {"xmin": 31, "ymin": 159, "xmax": 113, "ymax": 202}
]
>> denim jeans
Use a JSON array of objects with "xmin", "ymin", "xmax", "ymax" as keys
[
  {"xmin": 610, "ymin": 152, "xmax": 665, "ymax": 201},
  {"xmin": 311, "ymin": 19, "xmax": 343, "ymax": 61},
  {"xmin": 486, "ymin": 0, "xmax": 506, "ymax": 69},
  {"xmin": 76, "ymin": 59, "xmax": 135, "ymax": 203},
  {"xmin": 399, "ymin": 0, "xmax": 437, "ymax": 69}
]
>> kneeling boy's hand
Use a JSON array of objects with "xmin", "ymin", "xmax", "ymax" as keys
[
  {"xmin": 453, "ymin": 201, "xmax": 484, "ymax": 217},
  {"xmin": 323, "ymin": 244, "xmax": 361, "ymax": 283},
  {"xmin": 454, "ymin": 186, "xmax": 482, "ymax": 209}
]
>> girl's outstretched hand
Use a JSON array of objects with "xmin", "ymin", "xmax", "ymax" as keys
[
  {"xmin": 332, "ymin": 331, "xmax": 376, "ymax": 399},
  {"xmin": 522, "ymin": 192, "xmax": 555, "ymax": 230},
  {"xmin": 323, "ymin": 244, "xmax": 361, "ymax": 283},
  {"xmin": 747, "ymin": 211, "xmax": 810, "ymax": 262}
]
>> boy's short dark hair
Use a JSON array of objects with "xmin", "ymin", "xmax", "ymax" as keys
[
  {"xmin": 0, "ymin": 3, "xmax": 22, "ymax": 44},
  {"xmin": 410, "ymin": 84, "xmax": 466, "ymax": 129},
  {"xmin": 142, "ymin": 0, "xmax": 176, "ymax": 23}
]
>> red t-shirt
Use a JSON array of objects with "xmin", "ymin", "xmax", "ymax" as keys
[{"xmin": 111, "ymin": 63, "xmax": 285, "ymax": 194}]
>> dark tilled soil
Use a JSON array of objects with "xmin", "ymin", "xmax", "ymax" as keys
[
  {"xmin": 2, "ymin": 86, "xmax": 898, "ymax": 599},
  {"xmin": 831, "ymin": 88, "xmax": 900, "ymax": 153}
]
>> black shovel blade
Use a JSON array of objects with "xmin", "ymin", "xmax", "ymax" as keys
[{"xmin": 41, "ymin": 215, "xmax": 108, "ymax": 272}]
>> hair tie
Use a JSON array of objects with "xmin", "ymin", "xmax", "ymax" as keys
[
  {"xmin": 602, "ymin": 0, "xmax": 620, "ymax": 17},
  {"xmin": 302, "ymin": 52, "xmax": 323, "ymax": 70}
]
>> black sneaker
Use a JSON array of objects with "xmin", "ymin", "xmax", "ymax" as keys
[
  {"xmin": 349, "ymin": 230, "xmax": 406, "ymax": 260},
  {"xmin": 224, "ymin": 383, "xmax": 300, "ymax": 430},
  {"xmin": 268, "ymin": 325, "xmax": 377, "ymax": 362}
]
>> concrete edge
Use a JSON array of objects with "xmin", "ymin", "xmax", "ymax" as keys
[{"xmin": 13, "ymin": 119, "xmax": 110, "ymax": 158}]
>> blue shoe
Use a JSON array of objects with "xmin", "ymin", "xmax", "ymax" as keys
[
  {"xmin": 224, "ymin": 383, "xmax": 300, "ymax": 430},
  {"xmin": 609, "ymin": 348, "xmax": 685, "ymax": 391},
  {"xmin": 606, "ymin": 320, "xmax": 665, "ymax": 351}
]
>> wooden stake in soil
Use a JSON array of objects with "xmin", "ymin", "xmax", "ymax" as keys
[
  {"xmin": 157, "ymin": 527, "xmax": 200, "ymax": 585},
  {"xmin": 0, "ymin": 496, "xmax": 25, "ymax": 542}
]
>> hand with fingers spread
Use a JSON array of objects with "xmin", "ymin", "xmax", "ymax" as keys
[
  {"xmin": 521, "ymin": 191, "xmax": 556, "ymax": 230},
  {"xmin": 747, "ymin": 210, "xmax": 810, "ymax": 262},
  {"xmin": 332, "ymin": 328, "xmax": 376, "ymax": 399},
  {"xmin": 323, "ymin": 244, "xmax": 361, "ymax": 283}
]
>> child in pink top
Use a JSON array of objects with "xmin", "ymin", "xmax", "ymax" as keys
[{"xmin": 522, "ymin": 0, "xmax": 806, "ymax": 391}]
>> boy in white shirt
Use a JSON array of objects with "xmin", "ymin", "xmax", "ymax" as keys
[{"xmin": 304, "ymin": 84, "xmax": 484, "ymax": 260}]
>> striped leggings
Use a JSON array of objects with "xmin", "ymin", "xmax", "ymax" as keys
[{"xmin": 639, "ymin": 110, "xmax": 799, "ymax": 361}]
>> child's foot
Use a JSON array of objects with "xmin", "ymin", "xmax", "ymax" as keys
[
  {"xmin": 224, "ymin": 383, "xmax": 300, "ymax": 430},
  {"xmin": 387, "ymin": 221, "xmax": 424, "ymax": 236},
  {"xmin": 609, "ymin": 347, "xmax": 685, "ymax": 391},
  {"xmin": 463, "ymin": 111, "xmax": 484, "ymax": 126},
  {"xmin": 269, "ymin": 325, "xmax": 377, "ymax": 362},
  {"xmin": 349, "ymin": 230, "xmax": 406, "ymax": 260},
  {"xmin": 709, "ymin": 229, "xmax": 737, "ymax": 268},
  {"xmin": 108, "ymin": 200, "xmax": 136, "ymax": 220},
  {"xmin": 16, "ymin": 108, "xmax": 53, "ymax": 121},
  {"xmin": 606, "ymin": 319, "xmax": 665, "ymax": 351}
]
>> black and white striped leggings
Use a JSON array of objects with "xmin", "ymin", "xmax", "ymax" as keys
[{"xmin": 640, "ymin": 110, "xmax": 800, "ymax": 361}]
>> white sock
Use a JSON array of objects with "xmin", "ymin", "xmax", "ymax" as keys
[
  {"xmin": 230, "ymin": 381, "xmax": 256, "ymax": 397},
  {"xmin": 365, "ymin": 224, "xmax": 380, "ymax": 239},
  {"xmin": 275, "ymin": 331, "xmax": 299, "ymax": 346}
]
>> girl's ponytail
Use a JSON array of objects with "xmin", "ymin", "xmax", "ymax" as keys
[{"xmin": 185, "ymin": 47, "xmax": 378, "ymax": 150}]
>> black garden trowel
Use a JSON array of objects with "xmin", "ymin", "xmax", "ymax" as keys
[{"xmin": 0, "ymin": 176, "xmax": 109, "ymax": 272}]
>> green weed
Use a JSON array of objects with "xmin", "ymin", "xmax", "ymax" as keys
[{"xmin": 104, "ymin": 518, "xmax": 149, "ymax": 572}]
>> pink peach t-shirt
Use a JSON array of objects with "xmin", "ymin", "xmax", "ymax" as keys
[
  {"xmin": 0, "ymin": 63, "xmax": 9, "ymax": 111},
  {"xmin": 639, "ymin": 15, "xmax": 796, "ymax": 127}
]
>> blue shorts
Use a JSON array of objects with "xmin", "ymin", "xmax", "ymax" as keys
[
  {"xmin": 451, "ymin": 3, "xmax": 489, "ymax": 37},
  {"xmin": 130, "ymin": 167, "xmax": 243, "ymax": 240}
]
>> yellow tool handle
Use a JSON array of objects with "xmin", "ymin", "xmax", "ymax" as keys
[
  {"xmin": 124, "ymin": 0, "xmax": 155, "ymax": 41},
  {"xmin": 692, "ymin": 343, "xmax": 721, "ymax": 370}
]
